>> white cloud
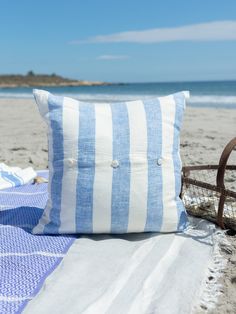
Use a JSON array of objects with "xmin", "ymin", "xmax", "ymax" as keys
[
  {"xmin": 96, "ymin": 55, "xmax": 129, "ymax": 60},
  {"xmin": 70, "ymin": 20, "xmax": 236, "ymax": 44}
]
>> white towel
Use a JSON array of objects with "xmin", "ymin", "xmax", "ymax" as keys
[
  {"xmin": 0, "ymin": 163, "xmax": 37, "ymax": 190},
  {"xmin": 24, "ymin": 219, "xmax": 225, "ymax": 314}
]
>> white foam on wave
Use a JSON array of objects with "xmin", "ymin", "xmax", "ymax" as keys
[
  {"xmin": 190, "ymin": 95, "xmax": 236, "ymax": 105},
  {"xmin": 0, "ymin": 93, "xmax": 33, "ymax": 99},
  {"xmin": 0, "ymin": 92, "xmax": 236, "ymax": 107}
]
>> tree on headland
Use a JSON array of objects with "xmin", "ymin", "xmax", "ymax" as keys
[
  {"xmin": 0, "ymin": 71, "xmax": 110, "ymax": 87},
  {"xmin": 27, "ymin": 70, "xmax": 35, "ymax": 76}
]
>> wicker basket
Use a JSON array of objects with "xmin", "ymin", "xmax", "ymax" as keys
[{"xmin": 181, "ymin": 137, "xmax": 236, "ymax": 230}]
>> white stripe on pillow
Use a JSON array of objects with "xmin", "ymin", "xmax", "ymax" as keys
[
  {"xmin": 93, "ymin": 103, "xmax": 113, "ymax": 233},
  {"xmin": 160, "ymin": 94, "xmax": 178, "ymax": 232},
  {"xmin": 127, "ymin": 100, "xmax": 148, "ymax": 232}
]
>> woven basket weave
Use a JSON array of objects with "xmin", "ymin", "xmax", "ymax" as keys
[{"xmin": 181, "ymin": 137, "xmax": 236, "ymax": 230}]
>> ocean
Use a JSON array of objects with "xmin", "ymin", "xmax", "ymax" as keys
[{"xmin": 0, "ymin": 80, "xmax": 236, "ymax": 108}]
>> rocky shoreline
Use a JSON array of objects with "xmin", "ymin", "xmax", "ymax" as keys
[{"xmin": 0, "ymin": 72, "xmax": 114, "ymax": 88}]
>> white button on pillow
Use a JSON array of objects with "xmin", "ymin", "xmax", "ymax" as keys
[
  {"xmin": 157, "ymin": 158, "xmax": 163, "ymax": 166},
  {"xmin": 111, "ymin": 160, "xmax": 119, "ymax": 168}
]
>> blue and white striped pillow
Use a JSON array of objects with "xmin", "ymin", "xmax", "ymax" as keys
[{"xmin": 33, "ymin": 89, "xmax": 189, "ymax": 234}]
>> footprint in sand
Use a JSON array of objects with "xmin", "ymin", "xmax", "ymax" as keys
[
  {"xmin": 205, "ymin": 135, "xmax": 215, "ymax": 140},
  {"xmin": 10, "ymin": 147, "xmax": 27, "ymax": 151}
]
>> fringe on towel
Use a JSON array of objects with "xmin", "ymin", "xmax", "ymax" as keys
[{"xmin": 191, "ymin": 223, "xmax": 230, "ymax": 313}]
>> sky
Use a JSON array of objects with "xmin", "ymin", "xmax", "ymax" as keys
[{"xmin": 1, "ymin": 0, "xmax": 236, "ymax": 82}]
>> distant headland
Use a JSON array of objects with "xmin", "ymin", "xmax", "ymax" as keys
[{"xmin": 0, "ymin": 71, "xmax": 114, "ymax": 88}]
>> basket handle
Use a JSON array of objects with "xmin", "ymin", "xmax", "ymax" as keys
[{"xmin": 216, "ymin": 137, "xmax": 236, "ymax": 228}]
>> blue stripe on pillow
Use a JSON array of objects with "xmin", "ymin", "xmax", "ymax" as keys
[
  {"xmin": 173, "ymin": 93, "xmax": 188, "ymax": 231},
  {"xmin": 44, "ymin": 94, "xmax": 64, "ymax": 234},
  {"xmin": 76, "ymin": 103, "xmax": 96, "ymax": 233},
  {"xmin": 144, "ymin": 99, "xmax": 163, "ymax": 232},
  {"xmin": 110, "ymin": 102, "xmax": 131, "ymax": 233}
]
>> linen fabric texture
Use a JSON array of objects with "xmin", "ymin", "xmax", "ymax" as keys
[{"xmin": 33, "ymin": 89, "xmax": 189, "ymax": 234}]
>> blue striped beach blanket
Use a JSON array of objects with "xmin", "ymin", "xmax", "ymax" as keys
[{"xmin": 0, "ymin": 171, "xmax": 75, "ymax": 314}]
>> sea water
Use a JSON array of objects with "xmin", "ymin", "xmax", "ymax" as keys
[{"xmin": 0, "ymin": 80, "xmax": 236, "ymax": 108}]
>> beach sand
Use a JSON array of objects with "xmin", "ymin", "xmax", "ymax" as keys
[{"xmin": 0, "ymin": 98, "xmax": 235, "ymax": 313}]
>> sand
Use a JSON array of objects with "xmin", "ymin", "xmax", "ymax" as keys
[{"xmin": 0, "ymin": 98, "xmax": 235, "ymax": 312}]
